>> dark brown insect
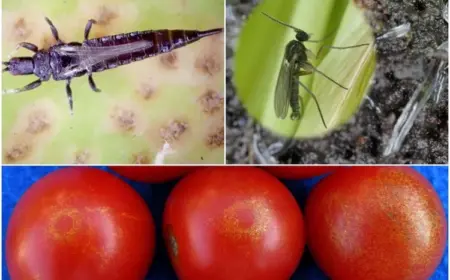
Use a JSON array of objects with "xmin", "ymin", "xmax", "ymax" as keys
[{"xmin": 2, "ymin": 17, "xmax": 223, "ymax": 114}]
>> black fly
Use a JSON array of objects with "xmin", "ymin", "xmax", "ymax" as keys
[
  {"xmin": 2, "ymin": 17, "xmax": 223, "ymax": 114},
  {"xmin": 262, "ymin": 12, "xmax": 369, "ymax": 128}
]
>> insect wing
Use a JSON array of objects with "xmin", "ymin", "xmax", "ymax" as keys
[
  {"xmin": 55, "ymin": 41, "xmax": 152, "ymax": 77},
  {"xmin": 273, "ymin": 51, "xmax": 292, "ymax": 119}
]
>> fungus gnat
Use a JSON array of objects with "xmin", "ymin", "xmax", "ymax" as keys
[
  {"xmin": 262, "ymin": 12, "xmax": 369, "ymax": 128},
  {"xmin": 2, "ymin": 17, "xmax": 223, "ymax": 114}
]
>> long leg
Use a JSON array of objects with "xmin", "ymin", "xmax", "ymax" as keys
[
  {"xmin": 301, "ymin": 62, "xmax": 348, "ymax": 90},
  {"xmin": 65, "ymin": 79, "xmax": 74, "ymax": 114},
  {"xmin": 2, "ymin": 79, "xmax": 42, "ymax": 94},
  {"xmin": 84, "ymin": 19, "xmax": 97, "ymax": 40},
  {"xmin": 296, "ymin": 78, "xmax": 327, "ymax": 129},
  {"xmin": 44, "ymin": 17, "xmax": 63, "ymax": 43},
  {"xmin": 317, "ymin": 43, "xmax": 369, "ymax": 58},
  {"xmin": 88, "ymin": 74, "xmax": 101, "ymax": 92}
]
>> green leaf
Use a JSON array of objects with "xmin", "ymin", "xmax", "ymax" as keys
[{"xmin": 234, "ymin": 0, "xmax": 376, "ymax": 139}]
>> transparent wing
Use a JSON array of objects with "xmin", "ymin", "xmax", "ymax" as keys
[
  {"xmin": 57, "ymin": 41, "xmax": 152, "ymax": 58},
  {"xmin": 54, "ymin": 41, "xmax": 152, "ymax": 76},
  {"xmin": 274, "ymin": 51, "xmax": 292, "ymax": 119}
]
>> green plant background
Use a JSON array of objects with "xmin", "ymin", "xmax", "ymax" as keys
[
  {"xmin": 2, "ymin": 0, "xmax": 224, "ymax": 164},
  {"xmin": 234, "ymin": 0, "xmax": 376, "ymax": 139}
]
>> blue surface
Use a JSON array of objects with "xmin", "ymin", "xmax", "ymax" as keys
[{"xmin": 2, "ymin": 166, "xmax": 448, "ymax": 280}]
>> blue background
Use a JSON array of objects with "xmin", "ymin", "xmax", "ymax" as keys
[{"xmin": 2, "ymin": 166, "xmax": 448, "ymax": 279}]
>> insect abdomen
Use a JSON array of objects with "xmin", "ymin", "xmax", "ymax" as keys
[
  {"xmin": 85, "ymin": 28, "xmax": 222, "ymax": 72},
  {"xmin": 289, "ymin": 77, "xmax": 301, "ymax": 120},
  {"xmin": 166, "ymin": 29, "xmax": 223, "ymax": 50}
]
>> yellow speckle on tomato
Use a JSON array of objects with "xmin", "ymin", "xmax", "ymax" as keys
[
  {"xmin": 48, "ymin": 208, "xmax": 81, "ymax": 242},
  {"xmin": 219, "ymin": 199, "xmax": 271, "ymax": 241}
]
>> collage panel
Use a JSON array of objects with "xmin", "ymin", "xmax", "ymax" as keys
[
  {"xmin": 2, "ymin": 0, "xmax": 225, "ymax": 165},
  {"xmin": 1, "ymin": 166, "xmax": 448, "ymax": 279},
  {"xmin": 226, "ymin": 0, "xmax": 448, "ymax": 164}
]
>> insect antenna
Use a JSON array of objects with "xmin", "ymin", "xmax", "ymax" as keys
[
  {"xmin": 306, "ymin": 63, "xmax": 348, "ymax": 90},
  {"xmin": 261, "ymin": 12, "xmax": 303, "ymax": 33},
  {"xmin": 297, "ymin": 81, "xmax": 327, "ymax": 128}
]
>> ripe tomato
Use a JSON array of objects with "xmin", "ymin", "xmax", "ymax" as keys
[
  {"xmin": 262, "ymin": 166, "xmax": 339, "ymax": 180},
  {"xmin": 305, "ymin": 166, "xmax": 447, "ymax": 280},
  {"xmin": 163, "ymin": 167, "xmax": 305, "ymax": 280},
  {"xmin": 6, "ymin": 167, "xmax": 155, "ymax": 280},
  {"xmin": 110, "ymin": 166, "xmax": 199, "ymax": 183}
]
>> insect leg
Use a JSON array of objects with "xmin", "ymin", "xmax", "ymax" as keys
[
  {"xmin": 302, "ymin": 62, "xmax": 348, "ymax": 90},
  {"xmin": 65, "ymin": 79, "xmax": 74, "ymax": 114},
  {"xmin": 2, "ymin": 79, "xmax": 42, "ymax": 94},
  {"xmin": 84, "ymin": 19, "xmax": 97, "ymax": 40},
  {"xmin": 44, "ymin": 17, "xmax": 63, "ymax": 43},
  {"xmin": 15, "ymin": 42, "xmax": 38, "ymax": 54},
  {"xmin": 88, "ymin": 74, "xmax": 101, "ymax": 92},
  {"xmin": 296, "ymin": 79, "xmax": 327, "ymax": 128},
  {"xmin": 6, "ymin": 42, "xmax": 39, "ymax": 60},
  {"xmin": 18, "ymin": 42, "xmax": 39, "ymax": 52},
  {"xmin": 317, "ymin": 43, "xmax": 369, "ymax": 59}
]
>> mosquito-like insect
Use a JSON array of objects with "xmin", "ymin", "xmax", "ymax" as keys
[
  {"xmin": 262, "ymin": 12, "xmax": 369, "ymax": 128},
  {"xmin": 2, "ymin": 17, "xmax": 223, "ymax": 114}
]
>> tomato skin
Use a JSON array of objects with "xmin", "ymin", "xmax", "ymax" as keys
[
  {"xmin": 262, "ymin": 166, "xmax": 339, "ymax": 180},
  {"xmin": 305, "ymin": 166, "xmax": 447, "ymax": 280},
  {"xmin": 6, "ymin": 167, "xmax": 155, "ymax": 280},
  {"xmin": 109, "ymin": 166, "xmax": 199, "ymax": 183},
  {"xmin": 163, "ymin": 167, "xmax": 305, "ymax": 280}
]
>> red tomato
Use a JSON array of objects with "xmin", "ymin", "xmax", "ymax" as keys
[
  {"xmin": 110, "ymin": 166, "xmax": 199, "ymax": 183},
  {"xmin": 6, "ymin": 167, "xmax": 155, "ymax": 280},
  {"xmin": 262, "ymin": 166, "xmax": 339, "ymax": 180},
  {"xmin": 163, "ymin": 167, "xmax": 305, "ymax": 280},
  {"xmin": 305, "ymin": 166, "xmax": 447, "ymax": 280}
]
